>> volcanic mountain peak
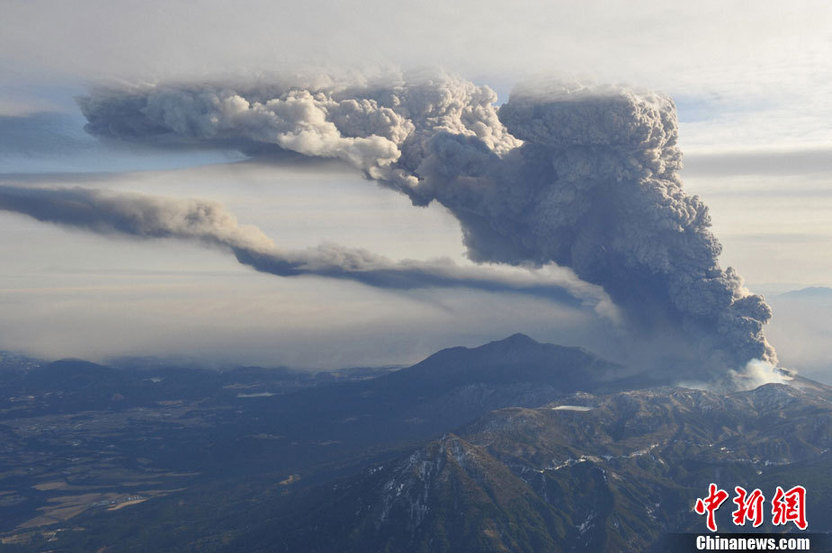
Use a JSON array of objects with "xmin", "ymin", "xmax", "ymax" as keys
[{"xmin": 395, "ymin": 333, "xmax": 622, "ymax": 393}]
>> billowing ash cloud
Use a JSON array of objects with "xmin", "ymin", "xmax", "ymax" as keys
[
  {"xmin": 0, "ymin": 184, "xmax": 613, "ymax": 310},
  {"xmin": 77, "ymin": 73, "xmax": 776, "ymax": 373},
  {"xmin": 78, "ymin": 72, "xmax": 520, "ymax": 196}
]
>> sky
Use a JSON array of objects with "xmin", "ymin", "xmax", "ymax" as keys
[{"xmin": 0, "ymin": 0, "xmax": 830, "ymax": 380}]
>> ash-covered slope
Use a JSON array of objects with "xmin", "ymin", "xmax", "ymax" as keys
[{"xmin": 246, "ymin": 381, "xmax": 832, "ymax": 553}]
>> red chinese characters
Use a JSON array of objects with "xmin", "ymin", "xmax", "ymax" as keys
[
  {"xmin": 695, "ymin": 483, "xmax": 729, "ymax": 532},
  {"xmin": 732, "ymin": 486, "xmax": 765, "ymax": 527},
  {"xmin": 771, "ymin": 485, "xmax": 808, "ymax": 530},
  {"xmin": 694, "ymin": 484, "xmax": 808, "ymax": 532}
]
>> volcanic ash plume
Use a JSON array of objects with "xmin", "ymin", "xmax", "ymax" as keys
[
  {"xmin": 0, "ymin": 185, "xmax": 612, "ymax": 309},
  {"xmin": 0, "ymin": 185, "xmax": 275, "ymax": 252},
  {"xmin": 422, "ymin": 84, "xmax": 778, "ymax": 372},
  {"xmin": 77, "ymin": 74, "xmax": 776, "ymax": 374}
]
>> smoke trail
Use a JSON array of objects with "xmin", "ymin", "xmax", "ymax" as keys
[
  {"xmin": 0, "ymin": 184, "xmax": 274, "ymax": 251},
  {"xmin": 0, "ymin": 184, "xmax": 614, "ymax": 311},
  {"xmin": 77, "ymin": 73, "xmax": 776, "ymax": 373}
]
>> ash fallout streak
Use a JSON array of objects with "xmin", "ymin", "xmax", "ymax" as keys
[{"xmin": 7, "ymin": 73, "xmax": 776, "ymax": 379}]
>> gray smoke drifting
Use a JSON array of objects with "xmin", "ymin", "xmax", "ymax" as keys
[
  {"xmin": 77, "ymin": 73, "xmax": 776, "ymax": 374},
  {"xmin": 0, "ymin": 184, "xmax": 613, "ymax": 310},
  {"xmin": 0, "ymin": 185, "xmax": 274, "ymax": 252}
]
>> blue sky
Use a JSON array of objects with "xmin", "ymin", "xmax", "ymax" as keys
[{"xmin": 1, "ymin": 0, "xmax": 830, "ymax": 380}]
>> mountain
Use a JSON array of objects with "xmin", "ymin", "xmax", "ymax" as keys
[
  {"xmin": 201, "ymin": 333, "xmax": 632, "ymax": 476},
  {"xmin": 313, "ymin": 333, "xmax": 631, "ymax": 438},
  {"xmin": 5, "ymin": 336, "xmax": 831, "ymax": 552},
  {"xmin": 0, "ymin": 334, "xmax": 635, "ymax": 549},
  {"xmin": 390, "ymin": 333, "xmax": 622, "ymax": 389},
  {"xmin": 227, "ymin": 381, "xmax": 832, "ymax": 553}
]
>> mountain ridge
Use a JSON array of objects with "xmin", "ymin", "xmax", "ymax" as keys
[
  {"xmin": 229, "ymin": 381, "xmax": 832, "ymax": 552},
  {"xmin": 5, "ymin": 335, "xmax": 831, "ymax": 552}
]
